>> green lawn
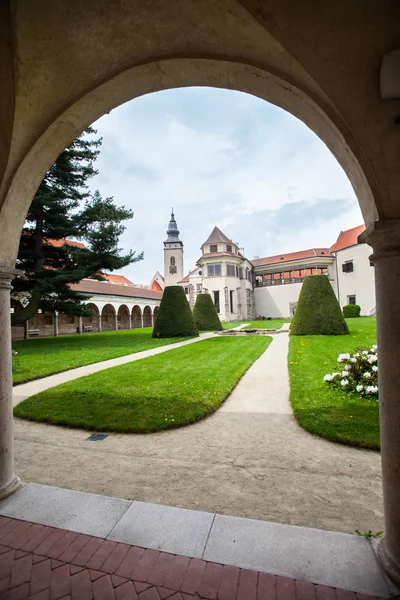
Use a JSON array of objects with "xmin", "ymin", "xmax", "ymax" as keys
[
  {"xmin": 222, "ymin": 319, "xmax": 289, "ymax": 330},
  {"xmin": 12, "ymin": 329, "xmax": 191, "ymax": 385},
  {"xmin": 14, "ymin": 336, "xmax": 272, "ymax": 433},
  {"xmin": 289, "ymin": 317, "xmax": 379, "ymax": 449}
]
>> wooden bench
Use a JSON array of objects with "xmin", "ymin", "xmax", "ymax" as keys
[
  {"xmin": 83, "ymin": 325, "xmax": 93, "ymax": 332},
  {"xmin": 28, "ymin": 329, "xmax": 41, "ymax": 336}
]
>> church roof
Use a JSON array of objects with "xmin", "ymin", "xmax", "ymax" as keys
[
  {"xmin": 102, "ymin": 273, "xmax": 134, "ymax": 286},
  {"xmin": 330, "ymin": 224, "xmax": 366, "ymax": 252},
  {"xmin": 149, "ymin": 279, "xmax": 163, "ymax": 291},
  {"xmin": 178, "ymin": 272, "xmax": 191, "ymax": 283},
  {"xmin": 202, "ymin": 226, "xmax": 234, "ymax": 246},
  {"xmin": 165, "ymin": 210, "xmax": 182, "ymax": 243}
]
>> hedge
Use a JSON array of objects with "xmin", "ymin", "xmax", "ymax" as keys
[
  {"xmin": 152, "ymin": 286, "xmax": 199, "ymax": 338},
  {"xmin": 193, "ymin": 293, "xmax": 223, "ymax": 331},
  {"xmin": 290, "ymin": 275, "xmax": 349, "ymax": 336},
  {"xmin": 343, "ymin": 304, "xmax": 361, "ymax": 318}
]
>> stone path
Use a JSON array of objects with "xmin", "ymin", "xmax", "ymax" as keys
[
  {"xmin": 0, "ymin": 516, "xmax": 385, "ymax": 599},
  {"xmin": 12, "ymin": 328, "xmax": 383, "ymax": 535}
]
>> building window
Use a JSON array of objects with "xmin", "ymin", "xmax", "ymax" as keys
[
  {"xmin": 210, "ymin": 244, "xmax": 218, "ymax": 253},
  {"xmin": 169, "ymin": 265, "xmax": 177, "ymax": 274},
  {"xmin": 236, "ymin": 265, "xmax": 239, "ymax": 277},
  {"xmin": 226, "ymin": 244, "xmax": 232, "ymax": 253},
  {"xmin": 226, "ymin": 264, "xmax": 236, "ymax": 277},
  {"xmin": 342, "ymin": 261, "xmax": 354, "ymax": 273},
  {"xmin": 196, "ymin": 284, "xmax": 202, "ymax": 293},
  {"xmin": 213, "ymin": 291, "xmax": 220, "ymax": 313},
  {"xmin": 207, "ymin": 264, "xmax": 221, "ymax": 277},
  {"xmin": 347, "ymin": 295, "xmax": 356, "ymax": 305},
  {"xmin": 170, "ymin": 256, "xmax": 175, "ymax": 266},
  {"xmin": 239, "ymin": 268, "xmax": 243, "ymax": 280},
  {"xmin": 184, "ymin": 287, "xmax": 189, "ymax": 294},
  {"xmin": 230, "ymin": 290, "xmax": 234, "ymax": 313}
]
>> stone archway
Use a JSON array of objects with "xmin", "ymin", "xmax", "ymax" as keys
[
  {"xmin": 117, "ymin": 304, "xmax": 130, "ymax": 330},
  {"xmin": 153, "ymin": 306, "xmax": 160, "ymax": 325},
  {"xmin": 131, "ymin": 305, "xmax": 142, "ymax": 328},
  {"xmin": 83, "ymin": 303, "xmax": 100, "ymax": 332},
  {"xmin": 101, "ymin": 304, "xmax": 117, "ymax": 332},
  {"xmin": 143, "ymin": 306, "xmax": 152, "ymax": 328}
]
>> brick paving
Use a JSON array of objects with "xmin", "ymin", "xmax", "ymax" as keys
[{"xmin": 0, "ymin": 517, "xmax": 384, "ymax": 599}]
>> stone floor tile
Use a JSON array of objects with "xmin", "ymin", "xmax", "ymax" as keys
[
  {"xmin": 48, "ymin": 532, "xmax": 78, "ymax": 560},
  {"xmin": 23, "ymin": 527, "xmax": 55, "ymax": 553},
  {"xmin": 72, "ymin": 536, "xmax": 103, "ymax": 567},
  {"xmin": 162, "ymin": 555, "xmax": 190, "ymax": 591},
  {"xmin": 34, "ymin": 529, "xmax": 67, "ymax": 557},
  {"xmin": 180, "ymin": 558, "xmax": 206, "ymax": 596},
  {"xmin": 115, "ymin": 580, "xmax": 139, "ymax": 599},
  {"xmin": 131, "ymin": 549, "xmax": 159, "ymax": 582},
  {"xmin": 147, "ymin": 551, "xmax": 175, "ymax": 586},
  {"xmin": 276, "ymin": 576, "xmax": 295, "ymax": 599},
  {"xmin": 30, "ymin": 558, "xmax": 51, "ymax": 595},
  {"xmin": 294, "ymin": 579, "xmax": 316, "ymax": 600},
  {"xmin": 257, "ymin": 572, "xmax": 276, "ymax": 599},
  {"xmin": 100, "ymin": 542, "xmax": 130, "ymax": 574},
  {"xmin": 237, "ymin": 568, "xmax": 257, "ymax": 600},
  {"xmin": 0, "ymin": 484, "xmax": 131, "ymax": 538},
  {"xmin": 30, "ymin": 589, "xmax": 51, "ymax": 600},
  {"xmin": 217, "ymin": 564, "xmax": 240, "ymax": 600},
  {"xmin": 86, "ymin": 540, "xmax": 117, "ymax": 571},
  {"xmin": 315, "ymin": 585, "xmax": 336, "ymax": 599},
  {"xmin": 197, "ymin": 561, "xmax": 223, "ymax": 599},
  {"xmin": 70, "ymin": 568, "xmax": 92, "ymax": 600},
  {"xmin": 115, "ymin": 546, "xmax": 145, "ymax": 579},
  {"xmin": 1, "ymin": 582, "xmax": 30, "ymax": 600},
  {"xmin": 0, "ymin": 576, "xmax": 11, "ymax": 593},
  {"xmin": 0, "ymin": 549, "xmax": 16, "ymax": 579},
  {"xmin": 58, "ymin": 534, "xmax": 91, "ymax": 563},
  {"xmin": 50, "ymin": 564, "xmax": 71, "ymax": 600},
  {"xmin": 92, "ymin": 574, "xmax": 116, "ymax": 599}
]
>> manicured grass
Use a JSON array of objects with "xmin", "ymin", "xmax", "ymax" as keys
[
  {"xmin": 221, "ymin": 319, "xmax": 289, "ymax": 330},
  {"xmin": 14, "ymin": 336, "xmax": 271, "ymax": 433},
  {"xmin": 12, "ymin": 329, "xmax": 191, "ymax": 385},
  {"xmin": 289, "ymin": 317, "xmax": 379, "ymax": 449}
]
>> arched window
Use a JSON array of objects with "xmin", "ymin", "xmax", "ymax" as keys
[{"xmin": 170, "ymin": 256, "xmax": 175, "ymax": 266}]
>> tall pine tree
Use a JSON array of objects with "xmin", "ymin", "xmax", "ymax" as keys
[{"xmin": 12, "ymin": 127, "xmax": 142, "ymax": 325}]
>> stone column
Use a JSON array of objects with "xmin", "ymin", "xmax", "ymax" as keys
[
  {"xmin": 0, "ymin": 266, "xmax": 22, "ymax": 499},
  {"xmin": 359, "ymin": 220, "xmax": 400, "ymax": 585},
  {"xmin": 151, "ymin": 313, "xmax": 154, "ymax": 327},
  {"xmin": 114, "ymin": 314, "xmax": 119, "ymax": 331},
  {"xmin": 54, "ymin": 312, "xmax": 59, "ymax": 337},
  {"xmin": 141, "ymin": 314, "xmax": 144, "ymax": 328},
  {"xmin": 128, "ymin": 314, "xmax": 132, "ymax": 330},
  {"xmin": 24, "ymin": 321, "xmax": 29, "ymax": 340},
  {"xmin": 98, "ymin": 315, "xmax": 102, "ymax": 332},
  {"xmin": 78, "ymin": 315, "xmax": 83, "ymax": 334}
]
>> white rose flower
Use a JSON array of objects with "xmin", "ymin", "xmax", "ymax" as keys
[
  {"xmin": 344, "ymin": 364, "xmax": 351, "ymax": 371},
  {"xmin": 354, "ymin": 353, "xmax": 360, "ymax": 358},
  {"xmin": 341, "ymin": 370, "xmax": 348, "ymax": 377},
  {"xmin": 363, "ymin": 372, "xmax": 371, "ymax": 378},
  {"xmin": 338, "ymin": 353, "xmax": 350, "ymax": 362},
  {"xmin": 366, "ymin": 385, "xmax": 378, "ymax": 394},
  {"xmin": 356, "ymin": 384, "xmax": 364, "ymax": 392},
  {"xmin": 341, "ymin": 379, "xmax": 349, "ymax": 386},
  {"xmin": 372, "ymin": 365, "xmax": 378, "ymax": 372},
  {"xmin": 362, "ymin": 351, "xmax": 368, "ymax": 356},
  {"xmin": 350, "ymin": 357, "xmax": 357, "ymax": 363},
  {"xmin": 323, "ymin": 374, "xmax": 333, "ymax": 382}
]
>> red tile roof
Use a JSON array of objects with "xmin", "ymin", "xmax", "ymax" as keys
[
  {"xmin": 178, "ymin": 273, "xmax": 191, "ymax": 283},
  {"xmin": 202, "ymin": 226, "xmax": 234, "ymax": 246},
  {"xmin": 251, "ymin": 248, "xmax": 333, "ymax": 267},
  {"xmin": 102, "ymin": 273, "xmax": 134, "ymax": 286},
  {"xmin": 149, "ymin": 279, "xmax": 163, "ymax": 291},
  {"xmin": 46, "ymin": 238, "xmax": 86, "ymax": 249},
  {"xmin": 70, "ymin": 279, "xmax": 162, "ymax": 300},
  {"xmin": 330, "ymin": 224, "xmax": 366, "ymax": 252}
]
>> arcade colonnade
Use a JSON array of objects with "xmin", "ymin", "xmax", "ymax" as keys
[
  {"xmin": 11, "ymin": 299, "xmax": 160, "ymax": 339},
  {"xmin": 1, "ymin": 0, "xmax": 400, "ymax": 586}
]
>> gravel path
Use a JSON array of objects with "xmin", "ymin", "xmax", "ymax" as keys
[{"xmin": 13, "ymin": 328, "xmax": 383, "ymax": 533}]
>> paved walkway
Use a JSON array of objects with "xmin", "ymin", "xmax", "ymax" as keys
[
  {"xmin": 12, "ymin": 329, "xmax": 383, "ymax": 535},
  {"xmin": 0, "ymin": 514, "xmax": 387, "ymax": 599}
]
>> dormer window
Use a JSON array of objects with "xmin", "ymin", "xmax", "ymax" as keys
[
  {"xmin": 226, "ymin": 244, "xmax": 232, "ymax": 253},
  {"xmin": 210, "ymin": 244, "xmax": 218, "ymax": 253}
]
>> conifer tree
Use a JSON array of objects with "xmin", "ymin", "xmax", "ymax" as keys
[{"xmin": 12, "ymin": 127, "xmax": 142, "ymax": 325}]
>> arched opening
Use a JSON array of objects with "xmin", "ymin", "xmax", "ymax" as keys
[
  {"xmin": 131, "ymin": 305, "xmax": 142, "ymax": 328},
  {"xmin": 58, "ymin": 312, "xmax": 77, "ymax": 336},
  {"xmin": 117, "ymin": 304, "xmax": 130, "ymax": 330},
  {"xmin": 143, "ymin": 305, "xmax": 152, "ymax": 327},
  {"xmin": 83, "ymin": 303, "xmax": 100, "ymax": 332},
  {"xmin": 10, "ymin": 300, "xmax": 25, "ymax": 340},
  {"xmin": 170, "ymin": 256, "xmax": 175, "ymax": 266},
  {"xmin": 101, "ymin": 303, "xmax": 117, "ymax": 331},
  {"xmin": 153, "ymin": 305, "xmax": 160, "ymax": 325}
]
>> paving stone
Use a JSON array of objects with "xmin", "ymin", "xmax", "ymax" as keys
[
  {"xmin": 92, "ymin": 574, "xmax": 116, "ymax": 599},
  {"xmin": 134, "ymin": 581, "xmax": 152, "ymax": 593},
  {"xmin": 139, "ymin": 587, "xmax": 161, "ymax": 600},
  {"xmin": 115, "ymin": 581, "xmax": 139, "ymax": 599},
  {"xmin": 218, "ymin": 564, "xmax": 240, "ymax": 600},
  {"xmin": 237, "ymin": 568, "xmax": 257, "ymax": 600},
  {"xmin": 86, "ymin": 540, "xmax": 117, "ymax": 571},
  {"xmin": 33, "ymin": 554, "xmax": 49, "ymax": 564},
  {"xmin": 30, "ymin": 589, "xmax": 51, "ymax": 600},
  {"xmin": 295, "ymin": 579, "xmax": 316, "ymax": 600},
  {"xmin": 276, "ymin": 576, "xmax": 295, "ymax": 599},
  {"xmin": 58, "ymin": 534, "xmax": 91, "ymax": 563},
  {"xmin": 72, "ymin": 536, "xmax": 103, "ymax": 567},
  {"xmin": 180, "ymin": 559, "xmax": 206, "ymax": 595},
  {"xmin": 257, "ymin": 572, "xmax": 276, "ymax": 599},
  {"xmin": 131, "ymin": 549, "xmax": 159, "ymax": 582},
  {"xmin": 100, "ymin": 542, "xmax": 130, "ymax": 574},
  {"xmin": 111, "ymin": 574, "xmax": 128, "ymax": 588},
  {"xmin": 157, "ymin": 586, "xmax": 177, "ymax": 599},
  {"xmin": 115, "ymin": 546, "xmax": 145, "ymax": 578},
  {"xmin": 13, "ymin": 523, "xmax": 44, "ymax": 551},
  {"xmin": 0, "ymin": 550, "xmax": 16, "ymax": 578},
  {"xmin": 315, "ymin": 585, "xmax": 336, "ymax": 599},
  {"xmin": 34, "ymin": 529, "xmax": 67, "ymax": 557},
  {"xmin": 1, "ymin": 582, "xmax": 30, "ymax": 600},
  {"xmin": 50, "ymin": 564, "xmax": 71, "ymax": 599},
  {"xmin": 163, "ymin": 555, "xmax": 190, "ymax": 591},
  {"xmin": 203, "ymin": 514, "xmax": 389, "ymax": 598},
  {"xmin": 107, "ymin": 501, "xmax": 213, "ymax": 558},
  {"xmin": 197, "ymin": 562, "xmax": 223, "ymax": 599},
  {"xmin": 0, "ymin": 484, "xmax": 131, "ymax": 538},
  {"xmin": 70, "ymin": 568, "xmax": 92, "ymax": 600},
  {"xmin": 30, "ymin": 558, "xmax": 51, "ymax": 595},
  {"xmin": 147, "ymin": 551, "xmax": 175, "ymax": 586},
  {"xmin": 0, "ymin": 576, "xmax": 11, "ymax": 593},
  {"xmin": 23, "ymin": 526, "xmax": 55, "ymax": 553},
  {"xmin": 90, "ymin": 570, "xmax": 106, "ymax": 582}
]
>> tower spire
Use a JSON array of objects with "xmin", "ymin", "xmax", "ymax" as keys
[{"xmin": 165, "ymin": 209, "xmax": 181, "ymax": 243}]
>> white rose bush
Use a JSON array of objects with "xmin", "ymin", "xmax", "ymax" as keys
[{"xmin": 323, "ymin": 345, "xmax": 378, "ymax": 399}]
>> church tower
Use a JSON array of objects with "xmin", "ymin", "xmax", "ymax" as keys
[{"xmin": 164, "ymin": 210, "xmax": 184, "ymax": 286}]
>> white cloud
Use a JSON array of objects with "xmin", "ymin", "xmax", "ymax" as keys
[{"xmin": 88, "ymin": 88, "xmax": 363, "ymax": 283}]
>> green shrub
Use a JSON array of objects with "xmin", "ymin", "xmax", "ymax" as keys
[
  {"xmin": 343, "ymin": 304, "xmax": 361, "ymax": 318},
  {"xmin": 193, "ymin": 293, "xmax": 223, "ymax": 331},
  {"xmin": 152, "ymin": 286, "xmax": 199, "ymax": 338},
  {"xmin": 290, "ymin": 275, "xmax": 349, "ymax": 336}
]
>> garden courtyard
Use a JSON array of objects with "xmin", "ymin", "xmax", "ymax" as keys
[{"xmin": 10, "ymin": 317, "xmax": 383, "ymax": 535}]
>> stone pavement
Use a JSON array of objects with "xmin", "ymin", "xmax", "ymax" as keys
[{"xmin": 0, "ymin": 516, "xmax": 385, "ymax": 599}]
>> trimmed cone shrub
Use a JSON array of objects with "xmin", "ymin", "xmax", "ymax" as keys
[
  {"xmin": 343, "ymin": 304, "xmax": 361, "ymax": 318},
  {"xmin": 290, "ymin": 275, "xmax": 349, "ymax": 336},
  {"xmin": 152, "ymin": 286, "xmax": 199, "ymax": 338},
  {"xmin": 193, "ymin": 293, "xmax": 223, "ymax": 331}
]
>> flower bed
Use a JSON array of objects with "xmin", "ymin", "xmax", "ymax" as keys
[{"xmin": 324, "ymin": 345, "xmax": 378, "ymax": 398}]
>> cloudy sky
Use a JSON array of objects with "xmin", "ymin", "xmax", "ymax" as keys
[{"xmin": 88, "ymin": 87, "xmax": 363, "ymax": 285}]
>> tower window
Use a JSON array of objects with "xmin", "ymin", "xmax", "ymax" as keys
[
  {"xmin": 226, "ymin": 264, "xmax": 236, "ymax": 277},
  {"xmin": 210, "ymin": 244, "xmax": 218, "ymax": 253},
  {"xmin": 207, "ymin": 264, "xmax": 221, "ymax": 277},
  {"xmin": 226, "ymin": 244, "xmax": 232, "ymax": 253},
  {"xmin": 170, "ymin": 256, "xmax": 176, "ymax": 266}
]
